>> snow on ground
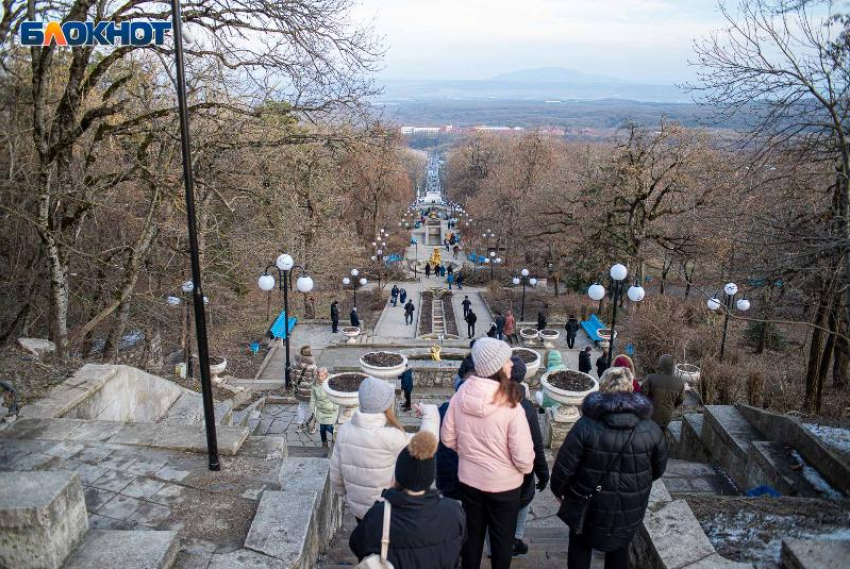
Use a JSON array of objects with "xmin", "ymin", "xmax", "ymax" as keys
[
  {"xmin": 804, "ymin": 423, "xmax": 850, "ymax": 458},
  {"xmin": 789, "ymin": 450, "xmax": 844, "ymax": 500}
]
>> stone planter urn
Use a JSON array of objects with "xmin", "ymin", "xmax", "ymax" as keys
[
  {"xmin": 597, "ymin": 328, "xmax": 617, "ymax": 350},
  {"xmin": 341, "ymin": 326, "xmax": 361, "ymax": 344},
  {"xmin": 359, "ymin": 351, "xmax": 408, "ymax": 380},
  {"xmin": 209, "ymin": 357, "xmax": 227, "ymax": 384},
  {"xmin": 676, "ymin": 363, "xmax": 701, "ymax": 389},
  {"xmin": 323, "ymin": 372, "xmax": 368, "ymax": 424},
  {"xmin": 539, "ymin": 329, "xmax": 560, "ymax": 349},
  {"xmin": 540, "ymin": 369, "xmax": 599, "ymax": 448},
  {"xmin": 519, "ymin": 328, "xmax": 539, "ymax": 346},
  {"xmin": 511, "ymin": 348, "xmax": 541, "ymax": 381}
]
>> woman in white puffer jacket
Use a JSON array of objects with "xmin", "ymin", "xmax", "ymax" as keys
[{"xmin": 329, "ymin": 376, "xmax": 439, "ymax": 521}]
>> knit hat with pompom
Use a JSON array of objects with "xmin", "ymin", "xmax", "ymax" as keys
[{"xmin": 394, "ymin": 431, "xmax": 438, "ymax": 492}]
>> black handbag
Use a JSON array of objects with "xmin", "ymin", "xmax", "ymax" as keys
[{"xmin": 557, "ymin": 426, "xmax": 637, "ymax": 535}]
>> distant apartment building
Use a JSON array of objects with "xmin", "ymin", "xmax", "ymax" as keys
[{"xmin": 399, "ymin": 125, "xmax": 453, "ymax": 135}]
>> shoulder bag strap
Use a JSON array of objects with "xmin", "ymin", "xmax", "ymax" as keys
[
  {"xmin": 380, "ymin": 500, "xmax": 392, "ymax": 562},
  {"xmin": 593, "ymin": 426, "xmax": 637, "ymax": 493}
]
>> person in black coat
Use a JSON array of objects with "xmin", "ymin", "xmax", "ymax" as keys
[
  {"xmin": 510, "ymin": 357, "xmax": 549, "ymax": 555},
  {"xmin": 595, "ymin": 349, "xmax": 610, "ymax": 378},
  {"xmin": 565, "ymin": 315, "xmax": 580, "ymax": 349},
  {"xmin": 350, "ymin": 307, "xmax": 360, "ymax": 327},
  {"xmin": 350, "ymin": 432, "xmax": 466, "ymax": 569},
  {"xmin": 550, "ymin": 368, "xmax": 668, "ymax": 569},
  {"xmin": 424, "ymin": 263, "xmax": 431, "ymax": 278},
  {"xmin": 494, "ymin": 311, "xmax": 506, "ymax": 340},
  {"xmin": 404, "ymin": 300, "xmax": 416, "ymax": 325},
  {"xmin": 465, "ymin": 310, "xmax": 477, "ymax": 338},
  {"xmin": 462, "ymin": 296, "xmax": 472, "ymax": 319},
  {"xmin": 537, "ymin": 312, "xmax": 547, "ymax": 331},
  {"xmin": 578, "ymin": 346, "xmax": 592, "ymax": 374},
  {"xmin": 330, "ymin": 300, "xmax": 340, "ymax": 333}
]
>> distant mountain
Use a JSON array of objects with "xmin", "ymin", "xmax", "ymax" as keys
[{"xmin": 491, "ymin": 67, "xmax": 622, "ymax": 84}]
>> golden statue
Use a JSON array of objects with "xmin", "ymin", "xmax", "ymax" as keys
[
  {"xmin": 429, "ymin": 247, "xmax": 442, "ymax": 267},
  {"xmin": 430, "ymin": 345, "xmax": 442, "ymax": 361}
]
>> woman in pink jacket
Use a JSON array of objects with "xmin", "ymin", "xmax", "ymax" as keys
[{"xmin": 441, "ymin": 337, "xmax": 534, "ymax": 569}]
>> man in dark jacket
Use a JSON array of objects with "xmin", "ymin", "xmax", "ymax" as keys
[
  {"xmin": 465, "ymin": 310, "xmax": 477, "ymax": 338},
  {"xmin": 350, "ymin": 307, "xmax": 360, "ymax": 327},
  {"xmin": 350, "ymin": 432, "xmax": 466, "ymax": 569},
  {"xmin": 425, "ymin": 262, "xmax": 431, "ymax": 278},
  {"xmin": 399, "ymin": 365, "xmax": 414, "ymax": 411},
  {"xmin": 462, "ymin": 295, "xmax": 472, "ymax": 319},
  {"xmin": 537, "ymin": 312, "xmax": 548, "ymax": 331},
  {"xmin": 391, "ymin": 285, "xmax": 400, "ymax": 307},
  {"xmin": 330, "ymin": 300, "xmax": 340, "ymax": 333},
  {"xmin": 642, "ymin": 354, "xmax": 685, "ymax": 430},
  {"xmin": 578, "ymin": 346, "xmax": 593, "ymax": 374},
  {"xmin": 510, "ymin": 357, "xmax": 549, "ymax": 555},
  {"xmin": 595, "ymin": 349, "xmax": 610, "ymax": 378},
  {"xmin": 565, "ymin": 315, "xmax": 580, "ymax": 349},
  {"xmin": 404, "ymin": 300, "xmax": 416, "ymax": 325},
  {"xmin": 494, "ymin": 311, "xmax": 506, "ymax": 340},
  {"xmin": 550, "ymin": 368, "xmax": 667, "ymax": 569}
]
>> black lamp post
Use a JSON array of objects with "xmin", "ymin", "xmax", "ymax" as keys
[
  {"xmin": 484, "ymin": 250, "xmax": 501, "ymax": 283},
  {"xmin": 169, "ymin": 0, "xmax": 219, "ymax": 471},
  {"xmin": 707, "ymin": 283, "xmax": 750, "ymax": 362},
  {"xmin": 258, "ymin": 255, "xmax": 314, "ymax": 389},
  {"xmin": 588, "ymin": 264, "xmax": 646, "ymax": 357},
  {"xmin": 343, "ymin": 269, "xmax": 368, "ymax": 309},
  {"xmin": 512, "ymin": 269, "xmax": 538, "ymax": 322},
  {"xmin": 411, "ymin": 238, "xmax": 419, "ymax": 279}
]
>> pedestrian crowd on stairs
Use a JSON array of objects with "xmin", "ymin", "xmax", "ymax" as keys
[{"xmin": 319, "ymin": 335, "xmax": 683, "ymax": 569}]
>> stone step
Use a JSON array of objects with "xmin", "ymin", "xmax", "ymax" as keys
[
  {"xmin": 701, "ymin": 405, "xmax": 764, "ymax": 490},
  {"xmin": 661, "ymin": 458, "xmax": 738, "ymax": 497},
  {"xmin": 679, "ymin": 413, "xmax": 709, "ymax": 463},
  {"xmin": 158, "ymin": 393, "xmax": 234, "ymax": 426},
  {"xmin": 748, "ymin": 440, "xmax": 830, "ymax": 498},
  {"xmin": 63, "ymin": 530, "xmax": 179, "ymax": 569},
  {"xmin": 781, "ymin": 538, "xmax": 850, "ymax": 569},
  {"xmin": 232, "ymin": 397, "xmax": 267, "ymax": 429},
  {"xmin": 0, "ymin": 470, "xmax": 89, "ymax": 569},
  {"xmin": 0, "ymin": 418, "xmax": 250, "ymax": 456}
]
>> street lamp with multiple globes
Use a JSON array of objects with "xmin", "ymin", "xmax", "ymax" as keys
[
  {"xmin": 342, "ymin": 268, "xmax": 368, "ymax": 309},
  {"xmin": 707, "ymin": 282, "xmax": 750, "ymax": 362},
  {"xmin": 587, "ymin": 264, "xmax": 645, "ymax": 356},
  {"xmin": 258, "ymin": 254, "xmax": 314, "ymax": 389},
  {"xmin": 512, "ymin": 269, "xmax": 538, "ymax": 321},
  {"xmin": 483, "ymin": 251, "xmax": 502, "ymax": 283}
]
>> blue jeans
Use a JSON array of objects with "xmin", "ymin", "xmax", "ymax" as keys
[
  {"xmin": 392, "ymin": 297, "xmax": 397, "ymax": 306},
  {"xmin": 319, "ymin": 424, "xmax": 334, "ymax": 443}
]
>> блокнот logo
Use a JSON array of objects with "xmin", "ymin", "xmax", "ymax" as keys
[{"xmin": 20, "ymin": 21, "xmax": 171, "ymax": 46}]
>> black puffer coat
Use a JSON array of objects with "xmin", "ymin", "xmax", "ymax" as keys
[
  {"xmin": 349, "ymin": 488, "xmax": 466, "ymax": 569},
  {"xmin": 550, "ymin": 391, "xmax": 667, "ymax": 552},
  {"xmin": 520, "ymin": 398, "xmax": 549, "ymax": 508}
]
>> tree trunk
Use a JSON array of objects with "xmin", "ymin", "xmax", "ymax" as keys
[
  {"xmin": 804, "ymin": 291, "xmax": 830, "ymax": 412},
  {"xmin": 755, "ymin": 286, "xmax": 773, "ymax": 355}
]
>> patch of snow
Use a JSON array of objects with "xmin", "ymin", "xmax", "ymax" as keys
[
  {"xmin": 790, "ymin": 450, "xmax": 844, "ymax": 500},
  {"xmin": 805, "ymin": 423, "xmax": 850, "ymax": 457}
]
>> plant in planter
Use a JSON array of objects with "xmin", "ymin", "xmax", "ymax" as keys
[
  {"xmin": 538, "ymin": 329, "xmax": 560, "ymax": 349},
  {"xmin": 341, "ymin": 326, "xmax": 361, "ymax": 344},
  {"xmin": 323, "ymin": 372, "xmax": 369, "ymax": 423},
  {"xmin": 359, "ymin": 351, "xmax": 408, "ymax": 379},
  {"xmin": 540, "ymin": 369, "xmax": 598, "ymax": 424},
  {"xmin": 209, "ymin": 356, "xmax": 227, "ymax": 384},
  {"xmin": 511, "ymin": 347, "xmax": 541, "ymax": 380}
]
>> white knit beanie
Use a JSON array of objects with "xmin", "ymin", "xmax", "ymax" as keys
[{"xmin": 471, "ymin": 337, "xmax": 512, "ymax": 378}]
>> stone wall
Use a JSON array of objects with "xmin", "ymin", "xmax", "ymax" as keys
[{"xmin": 20, "ymin": 364, "xmax": 192, "ymax": 423}]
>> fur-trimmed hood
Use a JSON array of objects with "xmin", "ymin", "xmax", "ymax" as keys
[{"xmin": 582, "ymin": 391, "xmax": 653, "ymax": 429}]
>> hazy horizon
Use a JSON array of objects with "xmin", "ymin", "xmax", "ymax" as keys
[{"xmin": 352, "ymin": 0, "xmax": 728, "ymax": 84}]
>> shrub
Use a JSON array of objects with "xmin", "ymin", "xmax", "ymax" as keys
[{"xmin": 744, "ymin": 321, "xmax": 787, "ymax": 351}]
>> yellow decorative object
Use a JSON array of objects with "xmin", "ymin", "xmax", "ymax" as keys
[
  {"xmin": 430, "ymin": 345, "xmax": 442, "ymax": 361},
  {"xmin": 429, "ymin": 247, "xmax": 442, "ymax": 267}
]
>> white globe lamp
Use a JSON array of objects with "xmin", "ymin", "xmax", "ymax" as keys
[
  {"xmin": 588, "ymin": 283, "xmax": 606, "ymax": 301},
  {"xmin": 627, "ymin": 285, "xmax": 646, "ymax": 302},
  {"xmin": 707, "ymin": 297, "xmax": 721, "ymax": 311},
  {"xmin": 181, "ymin": 280, "xmax": 194, "ymax": 293},
  {"xmin": 342, "ymin": 277, "xmax": 351, "ymax": 286},
  {"xmin": 276, "ymin": 254, "xmax": 294, "ymax": 271},
  {"xmin": 610, "ymin": 264, "xmax": 628, "ymax": 282},
  {"xmin": 724, "ymin": 283, "xmax": 738, "ymax": 296},
  {"xmin": 296, "ymin": 275, "xmax": 314, "ymax": 293},
  {"xmin": 736, "ymin": 298, "xmax": 750, "ymax": 312},
  {"xmin": 258, "ymin": 274, "xmax": 275, "ymax": 292},
  {"xmin": 521, "ymin": 268, "xmax": 529, "ymax": 277}
]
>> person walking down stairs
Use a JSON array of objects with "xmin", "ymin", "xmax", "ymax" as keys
[
  {"xmin": 349, "ymin": 431, "xmax": 466, "ymax": 569},
  {"xmin": 404, "ymin": 300, "xmax": 416, "ymax": 325},
  {"xmin": 330, "ymin": 377, "xmax": 439, "ymax": 521},
  {"xmin": 550, "ymin": 367, "xmax": 668, "ymax": 569},
  {"xmin": 310, "ymin": 367, "xmax": 338, "ymax": 448}
]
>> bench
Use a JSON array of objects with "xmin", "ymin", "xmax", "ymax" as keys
[
  {"xmin": 581, "ymin": 314, "xmax": 606, "ymax": 342},
  {"xmin": 269, "ymin": 311, "xmax": 297, "ymax": 340}
]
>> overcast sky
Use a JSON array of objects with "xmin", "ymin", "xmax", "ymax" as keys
[{"xmin": 351, "ymin": 0, "xmax": 728, "ymax": 83}]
